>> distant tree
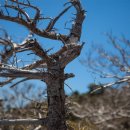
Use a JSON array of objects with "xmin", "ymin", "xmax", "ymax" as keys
[
  {"xmin": 81, "ymin": 34, "xmax": 130, "ymax": 89},
  {"xmin": 88, "ymin": 83, "xmax": 104, "ymax": 95},
  {"xmin": 0, "ymin": 0, "xmax": 86, "ymax": 130},
  {"xmin": 79, "ymin": 34, "xmax": 130, "ymax": 129}
]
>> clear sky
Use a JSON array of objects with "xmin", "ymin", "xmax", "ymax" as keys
[
  {"xmin": 0, "ymin": 0, "xmax": 130, "ymax": 94},
  {"xmin": 66, "ymin": 0, "xmax": 130, "ymax": 93}
]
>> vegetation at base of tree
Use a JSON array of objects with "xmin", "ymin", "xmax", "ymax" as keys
[{"xmin": 0, "ymin": 84, "xmax": 130, "ymax": 130}]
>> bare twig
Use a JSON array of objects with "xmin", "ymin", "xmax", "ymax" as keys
[
  {"xmin": 10, "ymin": 78, "xmax": 29, "ymax": 88},
  {"xmin": 46, "ymin": 5, "xmax": 72, "ymax": 32}
]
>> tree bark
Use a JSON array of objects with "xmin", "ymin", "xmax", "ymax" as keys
[{"xmin": 46, "ymin": 66, "xmax": 67, "ymax": 130}]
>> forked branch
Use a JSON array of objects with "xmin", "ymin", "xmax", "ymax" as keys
[{"xmin": 0, "ymin": 0, "xmax": 68, "ymax": 41}]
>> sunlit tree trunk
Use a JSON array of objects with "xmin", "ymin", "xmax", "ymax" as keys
[{"xmin": 46, "ymin": 66, "xmax": 67, "ymax": 130}]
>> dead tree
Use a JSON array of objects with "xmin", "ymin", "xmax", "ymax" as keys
[
  {"xmin": 81, "ymin": 34, "xmax": 130, "ymax": 90},
  {"xmin": 0, "ymin": 0, "xmax": 85, "ymax": 130}
]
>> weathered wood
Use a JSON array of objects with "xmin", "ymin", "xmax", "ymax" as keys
[
  {"xmin": 46, "ymin": 66, "xmax": 67, "ymax": 130},
  {"xmin": 0, "ymin": 0, "xmax": 86, "ymax": 130}
]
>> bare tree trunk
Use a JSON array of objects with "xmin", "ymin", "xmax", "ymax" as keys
[
  {"xmin": 0, "ymin": 1, "xmax": 85, "ymax": 129},
  {"xmin": 46, "ymin": 66, "xmax": 67, "ymax": 130}
]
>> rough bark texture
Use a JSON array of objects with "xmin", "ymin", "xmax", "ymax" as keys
[
  {"xmin": 45, "ymin": 42, "xmax": 82, "ymax": 130},
  {"xmin": 46, "ymin": 65, "xmax": 67, "ymax": 130}
]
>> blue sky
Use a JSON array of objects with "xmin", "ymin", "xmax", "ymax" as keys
[
  {"xmin": 0, "ymin": 0, "xmax": 130, "ymax": 94},
  {"xmin": 66, "ymin": 0, "xmax": 130, "ymax": 93}
]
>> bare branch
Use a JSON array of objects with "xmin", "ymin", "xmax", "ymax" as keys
[
  {"xmin": 8, "ymin": 0, "xmax": 41, "ymax": 26},
  {"xmin": 60, "ymin": 44, "xmax": 83, "ymax": 68},
  {"xmin": 0, "ymin": 66, "xmax": 49, "ymax": 81},
  {"xmin": 107, "ymin": 34, "xmax": 130, "ymax": 68},
  {"xmin": 90, "ymin": 76, "xmax": 130, "ymax": 94},
  {"xmin": 0, "ymin": 78, "xmax": 13, "ymax": 86},
  {"xmin": 0, "ymin": 118, "xmax": 47, "ymax": 126},
  {"xmin": 82, "ymin": 34, "xmax": 130, "ymax": 92},
  {"xmin": 27, "ymin": 39, "xmax": 51, "ymax": 60},
  {"xmin": 10, "ymin": 78, "xmax": 29, "ymax": 88},
  {"xmin": 104, "ymin": 76, "xmax": 130, "ymax": 88},
  {"xmin": 22, "ymin": 60, "xmax": 47, "ymax": 70},
  {"xmin": 68, "ymin": 0, "xmax": 86, "ymax": 41},
  {"xmin": 0, "ymin": 1, "xmax": 68, "ymax": 41},
  {"xmin": 34, "ymin": 125, "xmax": 42, "ymax": 130},
  {"xmin": 5, "ymin": 4, "xmax": 30, "ymax": 22},
  {"xmin": 46, "ymin": 5, "xmax": 72, "ymax": 32}
]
